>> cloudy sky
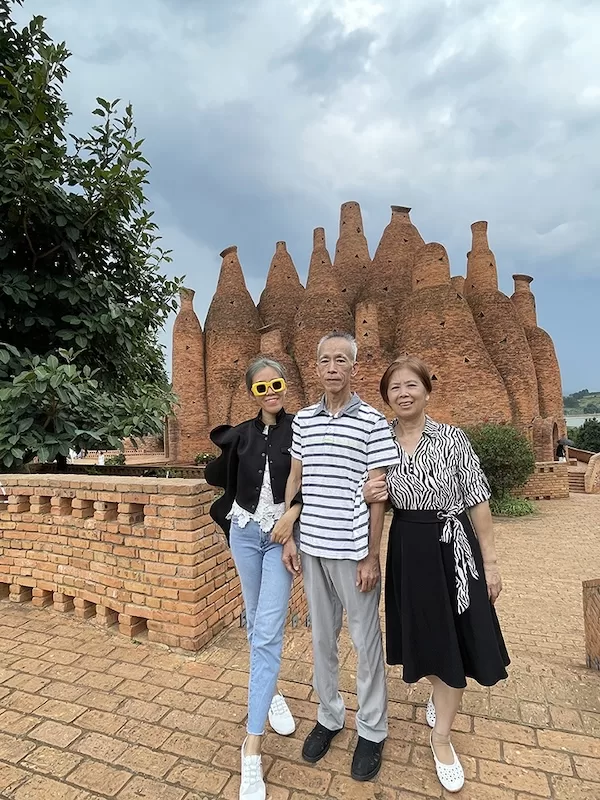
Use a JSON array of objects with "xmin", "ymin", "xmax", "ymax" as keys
[{"xmin": 15, "ymin": 0, "xmax": 600, "ymax": 393}]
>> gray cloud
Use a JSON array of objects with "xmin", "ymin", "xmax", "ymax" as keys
[
  {"xmin": 13, "ymin": 0, "xmax": 600, "ymax": 391},
  {"xmin": 279, "ymin": 12, "xmax": 375, "ymax": 95}
]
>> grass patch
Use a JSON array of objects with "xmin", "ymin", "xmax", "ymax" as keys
[{"xmin": 490, "ymin": 496, "xmax": 536, "ymax": 517}]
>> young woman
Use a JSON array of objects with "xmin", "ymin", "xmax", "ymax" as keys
[
  {"xmin": 205, "ymin": 357, "xmax": 301, "ymax": 800},
  {"xmin": 364, "ymin": 355, "xmax": 510, "ymax": 793}
]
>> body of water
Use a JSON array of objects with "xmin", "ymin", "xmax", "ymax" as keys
[{"xmin": 565, "ymin": 415, "xmax": 599, "ymax": 428}]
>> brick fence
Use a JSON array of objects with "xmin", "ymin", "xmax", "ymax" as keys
[
  {"xmin": 0, "ymin": 475, "xmax": 307, "ymax": 652},
  {"xmin": 515, "ymin": 461, "xmax": 569, "ymax": 500}
]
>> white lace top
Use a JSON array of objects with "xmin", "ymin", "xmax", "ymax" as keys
[{"xmin": 227, "ymin": 426, "xmax": 286, "ymax": 533}]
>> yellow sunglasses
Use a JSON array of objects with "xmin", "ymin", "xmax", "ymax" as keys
[{"xmin": 251, "ymin": 377, "xmax": 287, "ymax": 397}]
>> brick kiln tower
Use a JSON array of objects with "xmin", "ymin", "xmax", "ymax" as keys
[
  {"xmin": 465, "ymin": 222, "xmax": 540, "ymax": 426},
  {"xmin": 333, "ymin": 201, "xmax": 371, "ymax": 307},
  {"xmin": 293, "ymin": 227, "xmax": 354, "ymax": 404},
  {"xmin": 395, "ymin": 243, "xmax": 512, "ymax": 425},
  {"xmin": 204, "ymin": 246, "xmax": 261, "ymax": 427},
  {"xmin": 354, "ymin": 300, "xmax": 389, "ymax": 411},
  {"xmin": 168, "ymin": 288, "xmax": 209, "ymax": 461},
  {"xmin": 511, "ymin": 275, "xmax": 566, "ymax": 437},
  {"xmin": 369, "ymin": 206, "xmax": 425, "ymax": 351},
  {"xmin": 169, "ymin": 202, "xmax": 565, "ymax": 465},
  {"xmin": 258, "ymin": 241, "xmax": 304, "ymax": 351}
]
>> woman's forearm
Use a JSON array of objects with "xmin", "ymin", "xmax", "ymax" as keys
[{"xmin": 469, "ymin": 501, "xmax": 498, "ymax": 564}]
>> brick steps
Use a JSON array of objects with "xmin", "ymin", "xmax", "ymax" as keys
[{"xmin": 568, "ymin": 472, "xmax": 586, "ymax": 492}]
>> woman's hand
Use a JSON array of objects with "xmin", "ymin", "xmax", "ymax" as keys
[
  {"xmin": 484, "ymin": 561, "xmax": 503, "ymax": 604},
  {"xmin": 363, "ymin": 474, "xmax": 388, "ymax": 504},
  {"xmin": 271, "ymin": 510, "xmax": 295, "ymax": 544},
  {"xmin": 282, "ymin": 537, "xmax": 301, "ymax": 576}
]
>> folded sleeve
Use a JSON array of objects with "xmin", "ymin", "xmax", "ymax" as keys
[
  {"xmin": 367, "ymin": 416, "xmax": 401, "ymax": 471},
  {"xmin": 454, "ymin": 428, "xmax": 492, "ymax": 507}
]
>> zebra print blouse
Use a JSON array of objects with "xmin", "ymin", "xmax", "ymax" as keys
[
  {"xmin": 386, "ymin": 416, "xmax": 491, "ymax": 513},
  {"xmin": 386, "ymin": 416, "xmax": 491, "ymax": 614}
]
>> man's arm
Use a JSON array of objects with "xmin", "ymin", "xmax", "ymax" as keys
[
  {"xmin": 285, "ymin": 457, "xmax": 302, "ymax": 509},
  {"xmin": 356, "ymin": 466, "xmax": 387, "ymax": 592},
  {"xmin": 366, "ymin": 466, "xmax": 387, "ymax": 558}
]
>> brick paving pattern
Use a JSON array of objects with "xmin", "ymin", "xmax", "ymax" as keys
[{"xmin": 0, "ymin": 494, "xmax": 598, "ymax": 799}]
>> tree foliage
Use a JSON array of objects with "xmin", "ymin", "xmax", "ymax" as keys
[
  {"xmin": 573, "ymin": 418, "xmax": 600, "ymax": 453},
  {"xmin": 462, "ymin": 423, "xmax": 536, "ymax": 500},
  {"xmin": 0, "ymin": 1, "xmax": 181, "ymax": 468}
]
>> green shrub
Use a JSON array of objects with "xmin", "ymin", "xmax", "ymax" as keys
[
  {"xmin": 194, "ymin": 452, "xmax": 216, "ymax": 465},
  {"xmin": 490, "ymin": 497, "xmax": 536, "ymax": 517},
  {"xmin": 463, "ymin": 423, "xmax": 535, "ymax": 500},
  {"xmin": 104, "ymin": 453, "xmax": 126, "ymax": 466}
]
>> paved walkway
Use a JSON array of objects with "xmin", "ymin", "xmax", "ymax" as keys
[{"xmin": 0, "ymin": 495, "xmax": 599, "ymax": 800}]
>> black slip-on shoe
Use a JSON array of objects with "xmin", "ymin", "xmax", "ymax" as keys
[
  {"xmin": 351, "ymin": 736, "xmax": 385, "ymax": 781},
  {"xmin": 302, "ymin": 721, "xmax": 344, "ymax": 763}
]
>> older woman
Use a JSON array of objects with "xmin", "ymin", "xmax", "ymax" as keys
[
  {"xmin": 205, "ymin": 357, "xmax": 301, "ymax": 800},
  {"xmin": 364, "ymin": 355, "xmax": 509, "ymax": 793}
]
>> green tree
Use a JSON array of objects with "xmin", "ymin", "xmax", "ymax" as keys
[
  {"xmin": 462, "ymin": 424, "xmax": 536, "ymax": 500},
  {"xmin": 0, "ymin": 1, "xmax": 181, "ymax": 468},
  {"xmin": 574, "ymin": 419, "xmax": 600, "ymax": 453},
  {"xmin": 583, "ymin": 403, "xmax": 600, "ymax": 415},
  {"xmin": 563, "ymin": 395, "xmax": 579, "ymax": 409}
]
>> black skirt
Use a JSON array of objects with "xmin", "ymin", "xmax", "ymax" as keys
[{"xmin": 385, "ymin": 508, "xmax": 510, "ymax": 688}]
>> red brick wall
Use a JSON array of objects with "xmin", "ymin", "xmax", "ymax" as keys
[
  {"xmin": 0, "ymin": 475, "xmax": 307, "ymax": 652},
  {"xmin": 514, "ymin": 462, "xmax": 569, "ymax": 500}
]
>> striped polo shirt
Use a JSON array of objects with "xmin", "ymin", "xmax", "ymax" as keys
[{"xmin": 291, "ymin": 393, "xmax": 400, "ymax": 560}]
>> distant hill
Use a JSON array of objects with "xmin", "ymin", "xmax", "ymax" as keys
[{"xmin": 563, "ymin": 390, "xmax": 600, "ymax": 415}]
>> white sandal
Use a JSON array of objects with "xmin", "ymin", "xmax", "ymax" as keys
[
  {"xmin": 426, "ymin": 693, "xmax": 436, "ymax": 728},
  {"xmin": 430, "ymin": 732, "xmax": 464, "ymax": 793}
]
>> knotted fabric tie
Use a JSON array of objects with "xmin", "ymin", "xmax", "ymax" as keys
[{"xmin": 437, "ymin": 510, "xmax": 479, "ymax": 614}]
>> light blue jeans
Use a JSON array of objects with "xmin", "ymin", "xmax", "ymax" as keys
[{"xmin": 229, "ymin": 518, "xmax": 293, "ymax": 735}]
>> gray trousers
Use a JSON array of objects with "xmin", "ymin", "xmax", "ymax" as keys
[{"xmin": 302, "ymin": 553, "xmax": 388, "ymax": 742}]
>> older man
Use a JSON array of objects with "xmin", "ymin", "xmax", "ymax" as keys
[{"xmin": 283, "ymin": 332, "xmax": 399, "ymax": 782}]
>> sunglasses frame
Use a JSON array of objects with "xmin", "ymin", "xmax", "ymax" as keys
[{"xmin": 250, "ymin": 377, "xmax": 287, "ymax": 397}]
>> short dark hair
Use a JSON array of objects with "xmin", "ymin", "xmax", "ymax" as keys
[{"xmin": 379, "ymin": 355, "xmax": 433, "ymax": 404}]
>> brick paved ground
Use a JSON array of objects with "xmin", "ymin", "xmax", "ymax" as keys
[{"xmin": 0, "ymin": 494, "xmax": 599, "ymax": 800}]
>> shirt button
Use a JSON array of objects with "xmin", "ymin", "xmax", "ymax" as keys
[
  {"xmin": 261, "ymin": 452, "xmax": 266, "ymax": 456},
  {"xmin": 258, "ymin": 469, "xmax": 263, "ymax": 474}
]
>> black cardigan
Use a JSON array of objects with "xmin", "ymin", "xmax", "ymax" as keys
[{"xmin": 205, "ymin": 408, "xmax": 300, "ymax": 542}]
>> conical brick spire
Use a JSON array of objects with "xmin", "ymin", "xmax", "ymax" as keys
[
  {"xmin": 511, "ymin": 275, "xmax": 565, "ymax": 434},
  {"xmin": 451, "ymin": 275, "xmax": 466, "ymax": 295},
  {"xmin": 168, "ymin": 288, "xmax": 210, "ymax": 462},
  {"xmin": 412, "ymin": 243, "xmax": 451, "ymax": 290},
  {"xmin": 396, "ymin": 245, "xmax": 511, "ymax": 425},
  {"xmin": 205, "ymin": 246, "xmax": 261, "ymax": 426},
  {"xmin": 333, "ymin": 201, "xmax": 371, "ymax": 306},
  {"xmin": 294, "ymin": 228, "xmax": 354, "ymax": 404},
  {"xmin": 258, "ymin": 241, "xmax": 304, "ymax": 351},
  {"xmin": 370, "ymin": 205, "xmax": 425, "ymax": 350},
  {"xmin": 465, "ymin": 221, "xmax": 499, "ymax": 295},
  {"xmin": 464, "ymin": 224, "xmax": 540, "ymax": 425}
]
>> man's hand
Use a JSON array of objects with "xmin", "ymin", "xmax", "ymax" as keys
[
  {"xmin": 271, "ymin": 510, "xmax": 294, "ymax": 544},
  {"xmin": 363, "ymin": 475, "xmax": 388, "ymax": 504},
  {"xmin": 282, "ymin": 538, "xmax": 302, "ymax": 577},
  {"xmin": 356, "ymin": 553, "xmax": 380, "ymax": 592}
]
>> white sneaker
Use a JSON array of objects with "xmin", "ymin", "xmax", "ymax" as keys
[
  {"xmin": 240, "ymin": 738, "xmax": 265, "ymax": 800},
  {"xmin": 268, "ymin": 691, "xmax": 296, "ymax": 736},
  {"xmin": 430, "ymin": 732, "xmax": 464, "ymax": 793},
  {"xmin": 426, "ymin": 693, "xmax": 436, "ymax": 728}
]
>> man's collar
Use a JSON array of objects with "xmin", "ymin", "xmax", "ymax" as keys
[{"xmin": 313, "ymin": 392, "xmax": 361, "ymax": 417}]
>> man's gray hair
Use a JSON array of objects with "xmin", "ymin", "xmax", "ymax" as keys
[
  {"xmin": 245, "ymin": 357, "xmax": 287, "ymax": 391},
  {"xmin": 317, "ymin": 331, "xmax": 358, "ymax": 363}
]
